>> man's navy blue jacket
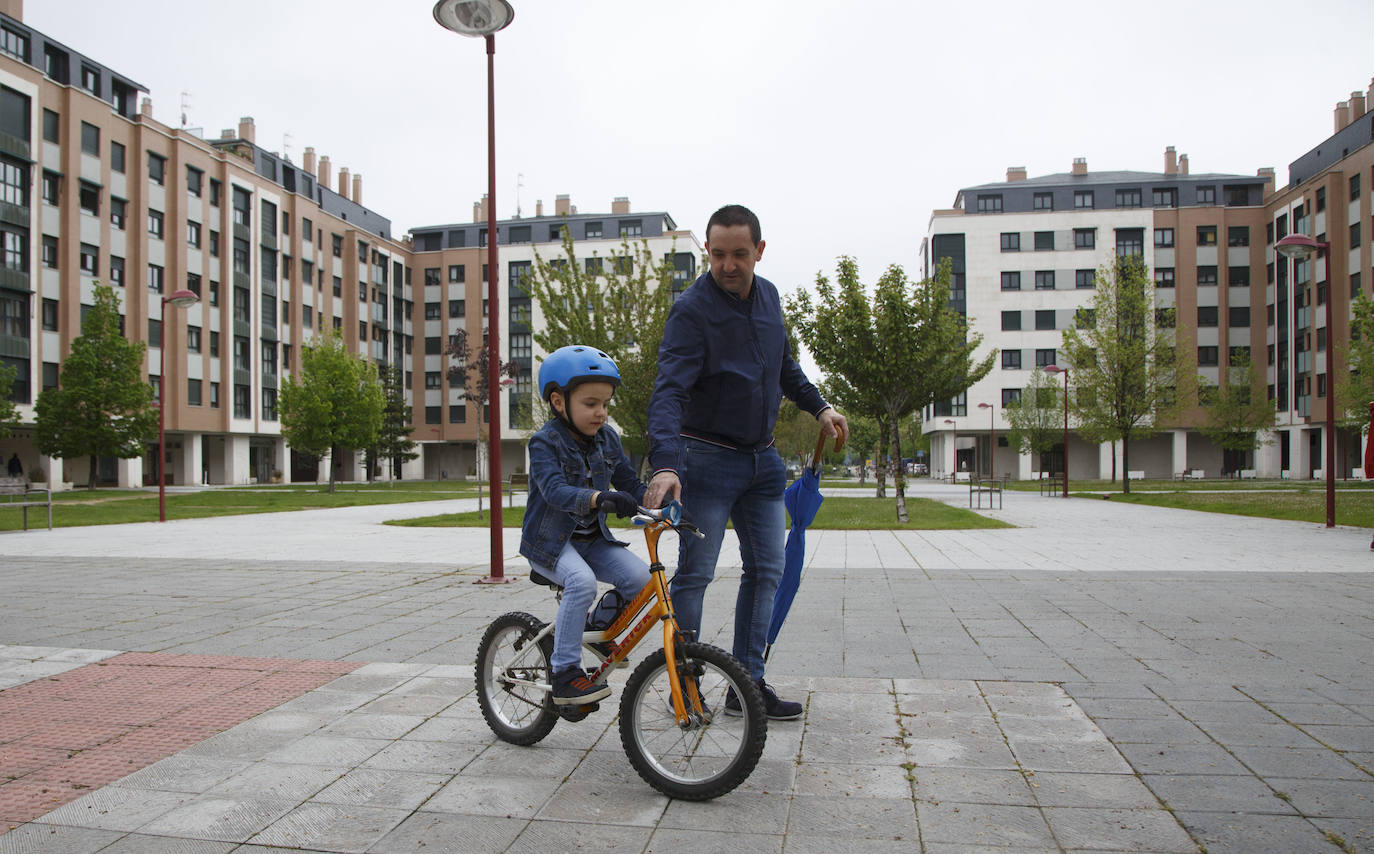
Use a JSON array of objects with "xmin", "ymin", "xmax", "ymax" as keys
[{"xmin": 648, "ymin": 271, "xmax": 829, "ymax": 475}]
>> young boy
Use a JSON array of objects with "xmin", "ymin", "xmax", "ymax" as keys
[{"xmin": 520, "ymin": 345, "xmax": 651, "ymax": 705}]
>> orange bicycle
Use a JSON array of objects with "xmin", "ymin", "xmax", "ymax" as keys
[{"xmin": 474, "ymin": 500, "xmax": 767, "ymax": 800}]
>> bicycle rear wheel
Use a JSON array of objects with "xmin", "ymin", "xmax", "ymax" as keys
[
  {"xmin": 619, "ymin": 642, "xmax": 766, "ymax": 800},
  {"xmin": 475, "ymin": 611, "xmax": 558, "ymax": 745}
]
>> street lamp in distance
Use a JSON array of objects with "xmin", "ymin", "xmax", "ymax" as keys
[
  {"xmin": 433, "ymin": 0, "xmax": 518, "ymax": 583},
  {"xmin": 943, "ymin": 418, "xmax": 958, "ymax": 482},
  {"xmin": 158, "ymin": 288, "xmax": 200, "ymax": 522},
  {"xmin": 977, "ymin": 402, "xmax": 995, "ymax": 482},
  {"xmin": 1275, "ymin": 232, "xmax": 1334, "ymax": 528},
  {"xmin": 1044, "ymin": 365, "xmax": 1069, "ymax": 498}
]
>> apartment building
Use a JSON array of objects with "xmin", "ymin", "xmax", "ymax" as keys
[
  {"xmin": 0, "ymin": 5, "xmax": 699, "ymax": 488},
  {"xmin": 407, "ymin": 197, "xmax": 700, "ymax": 481},
  {"xmin": 921, "ymin": 152, "xmax": 1271, "ymax": 480}
]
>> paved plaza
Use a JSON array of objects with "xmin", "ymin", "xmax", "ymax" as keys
[{"xmin": 0, "ymin": 481, "xmax": 1371, "ymax": 853}]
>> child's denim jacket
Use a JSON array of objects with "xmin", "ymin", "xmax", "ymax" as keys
[{"xmin": 519, "ymin": 417, "xmax": 647, "ymax": 568}]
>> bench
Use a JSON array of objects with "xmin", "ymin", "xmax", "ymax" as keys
[
  {"xmin": 0, "ymin": 477, "xmax": 53, "ymax": 531},
  {"xmin": 1127, "ymin": 470, "xmax": 1145, "ymax": 481},
  {"xmin": 970, "ymin": 478, "xmax": 1003, "ymax": 509},
  {"xmin": 504, "ymin": 472, "xmax": 529, "ymax": 507},
  {"xmin": 1183, "ymin": 469, "xmax": 1204, "ymax": 480},
  {"xmin": 1239, "ymin": 469, "xmax": 1257, "ymax": 480}
]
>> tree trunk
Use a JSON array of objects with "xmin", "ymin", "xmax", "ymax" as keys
[
  {"xmin": 890, "ymin": 416, "xmax": 908, "ymax": 523},
  {"xmin": 875, "ymin": 437, "xmax": 888, "ymax": 499},
  {"xmin": 328, "ymin": 445, "xmax": 338, "ymax": 494},
  {"xmin": 1110, "ymin": 440, "xmax": 1118, "ymax": 482},
  {"xmin": 87, "ymin": 455, "xmax": 97, "ymax": 490},
  {"xmin": 1122, "ymin": 433, "xmax": 1131, "ymax": 494}
]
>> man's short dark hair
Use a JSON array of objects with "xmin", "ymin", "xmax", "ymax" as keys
[{"xmin": 706, "ymin": 204, "xmax": 761, "ymax": 246}]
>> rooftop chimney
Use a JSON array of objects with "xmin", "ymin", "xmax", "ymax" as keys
[
  {"xmin": 536, "ymin": 199, "xmax": 544, "ymax": 217},
  {"xmin": 473, "ymin": 201, "xmax": 481, "ymax": 223},
  {"xmin": 0, "ymin": 1, "xmax": 23, "ymax": 22},
  {"xmin": 1006, "ymin": 166, "xmax": 1027, "ymax": 182},
  {"xmin": 477, "ymin": 194, "xmax": 489, "ymax": 222},
  {"xmin": 611, "ymin": 196, "xmax": 630, "ymax": 214},
  {"xmin": 317, "ymin": 155, "xmax": 331, "ymax": 188},
  {"xmin": 352, "ymin": 173, "xmax": 362, "ymax": 207},
  {"xmin": 1351, "ymin": 90, "xmax": 1367, "ymax": 120},
  {"xmin": 141, "ymin": 97, "xmax": 153, "ymax": 119},
  {"xmin": 555, "ymin": 194, "xmax": 571, "ymax": 216},
  {"xmin": 220, "ymin": 128, "xmax": 234, "ymax": 140},
  {"xmin": 303, "ymin": 146, "xmax": 316, "ymax": 173},
  {"xmin": 1334, "ymin": 100, "xmax": 1351, "ymax": 133},
  {"xmin": 337, "ymin": 167, "xmax": 350, "ymax": 201},
  {"xmin": 1257, "ymin": 167, "xmax": 1276, "ymax": 197},
  {"xmin": 1164, "ymin": 146, "xmax": 1177, "ymax": 175},
  {"xmin": 237, "ymin": 116, "xmax": 256, "ymax": 144},
  {"xmin": 1071, "ymin": 157, "xmax": 1087, "ymax": 176},
  {"xmin": 1179, "ymin": 154, "xmax": 1190, "ymax": 175},
  {"xmin": 1368, "ymin": 78, "xmax": 1374, "ymax": 114}
]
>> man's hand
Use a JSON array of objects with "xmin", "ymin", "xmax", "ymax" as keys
[
  {"xmin": 643, "ymin": 471, "xmax": 681, "ymax": 509},
  {"xmin": 819, "ymin": 408, "xmax": 850, "ymax": 449}
]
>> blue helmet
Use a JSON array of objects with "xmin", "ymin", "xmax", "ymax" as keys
[{"xmin": 538, "ymin": 345, "xmax": 621, "ymax": 402}]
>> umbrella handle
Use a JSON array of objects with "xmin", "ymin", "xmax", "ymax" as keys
[{"xmin": 809, "ymin": 431, "xmax": 839, "ymax": 470}]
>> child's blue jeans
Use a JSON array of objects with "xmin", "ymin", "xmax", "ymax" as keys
[{"xmin": 532, "ymin": 538, "xmax": 651, "ymax": 673}]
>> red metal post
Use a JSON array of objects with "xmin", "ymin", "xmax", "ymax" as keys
[
  {"xmin": 1061, "ymin": 369, "xmax": 1069, "ymax": 498},
  {"xmin": 158, "ymin": 297, "xmax": 167, "ymax": 522},
  {"xmin": 1322, "ymin": 242, "xmax": 1335, "ymax": 527}
]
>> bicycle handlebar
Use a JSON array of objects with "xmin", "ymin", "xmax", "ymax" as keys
[{"xmin": 631, "ymin": 500, "xmax": 706, "ymax": 539}]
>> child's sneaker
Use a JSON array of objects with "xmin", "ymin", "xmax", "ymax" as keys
[
  {"xmin": 588, "ymin": 640, "xmax": 627, "ymax": 669},
  {"xmin": 552, "ymin": 668, "xmax": 610, "ymax": 706},
  {"xmin": 724, "ymin": 679, "xmax": 802, "ymax": 720}
]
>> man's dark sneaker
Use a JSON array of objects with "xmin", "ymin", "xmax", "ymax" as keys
[
  {"xmin": 724, "ymin": 679, "xmax": 802, "ymax": 720},
  {"xmin": 552, "ymin": 668, "xmax": 610, "ymax": 706}
]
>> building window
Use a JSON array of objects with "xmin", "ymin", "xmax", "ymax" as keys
[
  {"xmin": 147, "ymin": 263, "xmax": 163, "ymax": 293},
  {"xmin": 975, "ymin": 194, "xmax": 1003, "ymax": 213},
  {"xmin": 1115, "ymin": 229, "xmax": 1144, "ymax": 257},
  {"xmin": 1001, "ymin": 310, "xmax": 1021, "ymax": 331},
  {"xmin": 1114, "ymin": 188, "xmax": 1142, "ymax": 208},
  {"xmin": 1197, "ymin": 185, "xmax": 1216, "ymax": 204},
  {"xmin": 1227, "ymin": 226, "xmax": 1250, "ymax": 247},
  {"xmin": 234, "ymin": 385, "xmax": 250, "ymax": 418},
  {"xmin": 1155, "ymin": 268, "xmax": 1175, "ymax": 288},
  {"xmin": 618, "ymin": 219, "xmax": 642, "ymax": 238},
  {"xmin": 1156, "ymin": 308, "xmax": 1175, "ymax": 328},
  {"xmin": 449, "ymin": 299, "xmax": 465, "ymax": 318},
  {"xmin": 1000, "ymin": 232, "xmax": 1020, "ymax": 252},
  {"xmin": 1034, "ymin": 231, "xmax": 1054, "ymax": 251},
  {"xmin": 0, "ymin": 26, "xmax": 28, "ymax": 62},
  {"xmin": 425, "ymin": 371, "xmax": 441, "ymax": 389},
  {"xmin": 187, "ymin": 220, "xmax": 201, "ymax": 248},
  {"xmin": 110, "ymin": 197, "xmax": 126, "ymax": 229},
  {"xmin": 79, "ymin": 122, "xmax": 99, "ymax": 155},
  {"xmin": 79, "ymin": 242, "xmax": 98, "ymax": 275},
  {"xmin": 148, "ymin": 209, "xmax": 164, "ymax": 238},
  {"xmin": 1197, "ymin": 226, "xmax": 1217, "ymax": 246},
  {"xmin": 1197, "ymin": 346, "xmax": 1219, "ymax": 366},
  {"xmin": 1229, "ymin": 307, "xmax": 1250, "ymax": 327},
  {"xmin": 1075, "ymin": 269, "xmax": 1095, "ymax": 289},
  {"xmin": 1228, "ymin": 267, "xmax": 1250, "ymax": 287},
  {"xmin": 1034, "ymin": 309, "xmax": 1055, "ymax": 330},
  {"xmin": 1074, "ymin": 190, "xmax": 1093, "ymax": 209},
  {"xmin": 1034, "ymin": 270, "xmax": 1055, "ymax": 290},
  {"xmin": 1197, "ymin": 306, "xmax": 1218, "ymax": 327},
  {"xmin": 1032, "ymin": 192, "xmax": 1053, "ymax": 211},
  {"xmin": 147, "ymin": 152, "xmax": 166, "ymax": 185},
  {"xmin": 1350, "ymin": 173, "xmax": 1361, "ymax": 201},
  {"xmin": 41, "ymin": 170, "xmax": 58, "ymax": 205},
  {"xmin": 1002, "ymin": 388, "xmax": 1022, "ymax": 406},
  {"xmin": 1353, "ymin": 272, "xmax": 1362, "ymax": 300},
  {"xmin": 148, "ymin": 318, "xmax": 162, "ymax": 348},
  {"xmin": 1197, "ymin": 266, "xmax": 1218, "ymax": 286},
  {"xmin": 187, "ymin": 379, "xmax": 201, "ymax": 407},
  {"xmin": 41, "ymin": 235, "xmax": 57, "ymax": 269},
  {"xmin": 41, "ymin": 108, "xmax": 58, "ymax": 143},
  {"xmin": 75, "ymin": 182, "xmax": 97, "ymax": 218},
  {"xmin": 425, "ymin": 336, "xmax": 441, "ymax": 355},
  {"xmin": 1000, "ymin": 271, "xmax": 1021, "ymax": 291},
  {"xmin": 424, "ymin": 267, "xmax": 441, "ymax": 287},
  {"xmin": 1035, "ymin": 349, "xmax": 1057, "ymax": 368},
  {"xmin": 186, "ymin": 166, "xmax": 202, "ymax": 197},
  {"xmin": 209, "ymin": 331, "xmax": 219, "ymax": 357},
  {"xmin": 1154, "ymin": 228, "xmax": 1174, "ymax": 248},
  {"xmin": 187, "ymin": 325, "xmax": 201, "ymax": 352},
  {"xmin": 425, "ymin": 302, "xmax": 441, "ymax": 320},
  {"xmin": 1351, "ymin": 222, "xmax": 1362, "ymax": 248},
  {"xmin": 41, "ymin": 298, "xmax": 57, "ymax": 331},
  {"xmin": 447, "ymin": 264, "xmax": 465, "ymax": 283},
  {"xmin": 80, "ymin": 64, "xmax": 99, "ymax": 93},
  {"xmin": 1152, "ymin": 187, "xmax": 1177, "ymax": 208},
  {"xmin": 1002, "ymin": 349, "xmax": 1022, "ymax": 370},
  {"xmin": 1073, "ymin": 228, "xmax": 1095, "ymax": 249},
  {"xmin": 449, "ymin": 404, "xmax": 466, "ymax": 424},
  {"xmin": 110, "ymin": 255, "xmax": 124, "ymax": 286},
  {"xmin": 210, "ymin": 382, "xmax": 220, "ymax": 408}
]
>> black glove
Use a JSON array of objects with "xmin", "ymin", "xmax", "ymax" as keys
[{"xmin": 596, "ymin": 491, "xmax": 640, "ymax": 518}]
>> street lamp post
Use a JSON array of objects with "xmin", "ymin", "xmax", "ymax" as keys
[
  {"xmin": 1045, "ymin": 365, "xmax": 1069, "ymax": 498},
  {"xmin": 943, "ymin": 418, "xmax": 958, "ymax": 481},
  {"xmin": 977, "ymin": 402, "xmax": 995, "ymax": 482},
  {"xmin": 434, "ymin": 0, "xmax": 517, "ymax": 582},
  {"xmin": 158, "ymin": 288, "xmax": 200, "ymax": 522},
  {"xmin": 1276, "ymin": 232, "xmax": 1335, "ymax": 527}
]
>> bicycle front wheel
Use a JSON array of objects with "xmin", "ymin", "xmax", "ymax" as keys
[
  {"xmin": 619, "ymin": 642, "xmax": 767, "ymax": 800},
  {"xmin": 475, "ymin": 611, "xmax": 558, "ymax": 745}
]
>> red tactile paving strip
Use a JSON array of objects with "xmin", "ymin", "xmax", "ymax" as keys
[{"xmin": 0, "ymin": 652, "xmax": 361, "ymax": 832}]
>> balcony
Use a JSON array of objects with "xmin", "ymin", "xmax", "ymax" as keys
[
  {"xmin": 0, "ymin": 266, "xmax": 29, "ymax": 292},
  {"xmin": 0, "ymin": 200, "xmax": 29, "ymax": 228},
  {"xmin": 0, "ymin": 332, "xmax": 30, "ymax": 358},
  {"xmin": 0, "ymin": 130, "xmax": 31, "ymax": 162}
]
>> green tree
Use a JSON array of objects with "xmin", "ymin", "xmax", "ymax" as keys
[
  {"xmin": 1003, "ymin": 368, "xmax": 1063, "ymax": 473},
  {"xmin": 367, "ymin": 364, "xmax": 419, "ymax": 481},
  {"xmin": 0, "ymin": 361, "xmax": 17, "ymax": 439},
  {"xmin": 790, "ymin": 257, "xmax": 995, "ymax": 520},
  {"xmin": 1059, "ymin": 254, "xmax": 1182, "ymax": 493},
  {"xmin": 279, "ymin": 331, "xmax": 384, "ymax": 493},
  {"xmin": 1197, "ymin": 349, "xmax": 1273, "ymax": 466},
  {"xmin": 33, "ymin": 284, "xmax": 157, "ymax": 489},
  {"xmin": 1336, "ymin": 291, "xmax": 1374, "ymax": 429},
  {"xmin": 523, "ymin": 231, "xmax": 682, "ymax": 460}
]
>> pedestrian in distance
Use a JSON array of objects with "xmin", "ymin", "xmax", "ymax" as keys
[
  {"xmin": 519, "ymin": 345, "xmax": 651, "ymax": 706},
  {"xmin": 644, "ymin": 204, "xmax": 848, "ymax": 720},
  {"xmin": 6, "ymin": 452, "xmax": 21, "ymax": 479}
]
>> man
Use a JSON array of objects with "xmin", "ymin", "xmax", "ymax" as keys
[{"xmin": 645, "ymin": 204, "xmax": 847, "ymax": 720}]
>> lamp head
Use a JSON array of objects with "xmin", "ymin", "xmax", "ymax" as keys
[
  {"xmin": 163, "ymin": 289, "xmax": 200, "ymax": 309},
  {"xmin": 433, "ymin": 0, "xmax": 514, "ymax": 35},
  {"xmin": 1275, "ymin": 233, "xmax": 1321, "ymax": 261}
]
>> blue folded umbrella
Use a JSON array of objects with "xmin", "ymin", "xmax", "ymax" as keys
[{"xmin": 766, "ymin": 433, "xmax": 831, "ymax": 659}]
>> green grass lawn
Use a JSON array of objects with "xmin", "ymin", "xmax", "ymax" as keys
[
  {"xmin": 387, "ymin": 496, "xmax": 1013, "ymax": 531},
  {"xmin": 1101, "ymin": 488, "xmax": 1374, "ymax": 527},
  {"xmin": 1003, "ymin": 477, "xmax": 1374, "ymax": 492}
]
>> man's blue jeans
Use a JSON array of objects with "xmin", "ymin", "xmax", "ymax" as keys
[{"xmin": 672, "ymin": 438, "xmax": 786, "ymax": 681}]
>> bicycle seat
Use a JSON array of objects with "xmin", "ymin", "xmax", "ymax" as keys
[{"xmin": 529, "ymin": 569, "xmax": 563, "ymax": 592}]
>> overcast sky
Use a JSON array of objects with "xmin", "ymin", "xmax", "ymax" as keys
[{"xmin": 28, "ymin": 0, "xmax": 1374, "ymax": 349}]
